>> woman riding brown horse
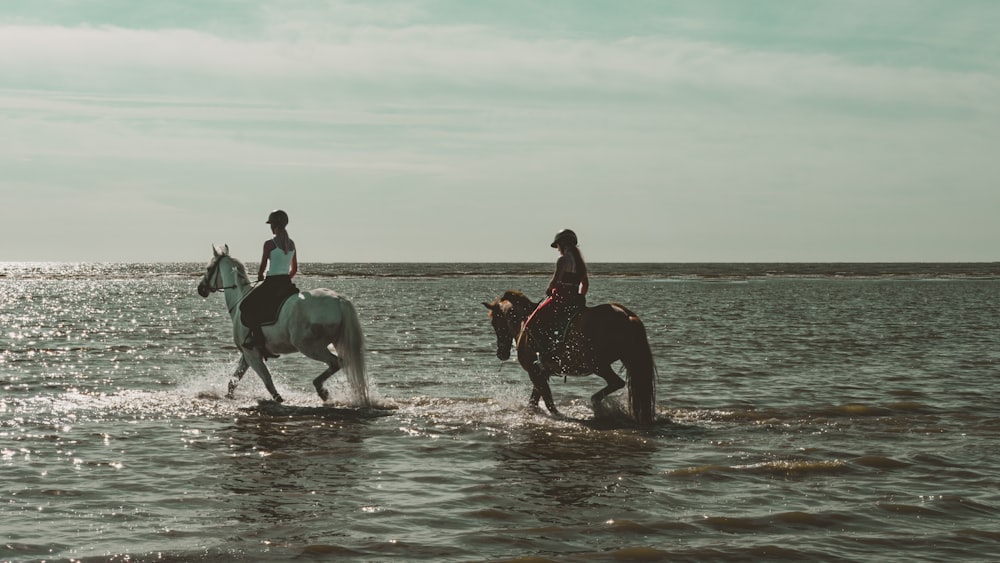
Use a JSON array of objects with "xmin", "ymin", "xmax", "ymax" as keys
[
  {"xmin": 484, "ymin": 290, "xmax": 657, "ymax": 425},
  {"xmin": 523, "ymin": 228, "xmax": 589, "ymax": 371}
]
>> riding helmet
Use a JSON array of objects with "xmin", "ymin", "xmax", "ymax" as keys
[
  {"xmin": 551, "ymin": 228, "xmax": 578, "ymax": 248},
  {"xmin": 266, "ymin": 209, "xmax": 289, "ymax": 228}
]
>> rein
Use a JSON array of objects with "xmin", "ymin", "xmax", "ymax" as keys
[
  {"xmin": 204, "ymin": 259, "xmax": 259, "ymax": 315},
  {"xmin": 205, "ymin": 283, "xmax": 241, "ymax": 293},
  {"xmin": 226, "ymin": 288, "xmax": 253, "ymax": 316},
  {"xmin": 510, "ymin": 304, "xmax": 569, "ymax": 383},
  {"xmin": 496, "ymin": 298, "xmax": 563, "ymax": 379}
]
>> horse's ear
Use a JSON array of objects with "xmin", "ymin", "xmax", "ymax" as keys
[
  {"xmin": 213, "ymin": 243, "xmax": 229, "ymax": 257},
  {"xmin": 482, "ymin": 301, "xmax": 496, "ymax": 311}
]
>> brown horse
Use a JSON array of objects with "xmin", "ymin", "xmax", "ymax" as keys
[{"xmin": 483, "ymin": 290, "xmax": 657, "ymax": 425}]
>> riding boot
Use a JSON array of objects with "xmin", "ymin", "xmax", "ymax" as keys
[
  {"xmin": 535, "ymin": 350, "xmax": 565, "ymax": 373},
  {"xmin": 242, "ymin": 326, "xmax": 259, "ymax": 349},
  {"xmin": 244, "ymin": 327, "xmax": 278, "ymax": 359},
  {"xmin": 533, "ymin": 333, "xmax": 563, "ymax": 373}
]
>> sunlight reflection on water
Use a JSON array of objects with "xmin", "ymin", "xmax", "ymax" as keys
[{"xmin": 2, "ymin": 264, "xmax": 1000, "ymax": 561}]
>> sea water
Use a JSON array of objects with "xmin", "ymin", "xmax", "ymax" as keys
[{"xmin": 2, "ymin": 262, "xmax": 1000, "ymax": 562}]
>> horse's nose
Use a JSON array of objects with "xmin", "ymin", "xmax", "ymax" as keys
[
  {"xmin": 497, "ymin": 348, "xmax": 511, "ymax": 361},
  {"xmin": 197, "ymin": 283, "xmax": 209, "ymax": 298}
]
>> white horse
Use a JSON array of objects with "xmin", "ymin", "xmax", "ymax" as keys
[{"xmin": 197, "ymin": 244, "xmax": 369, "ymax": 406}]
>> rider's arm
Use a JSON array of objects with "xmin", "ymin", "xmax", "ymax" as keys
[
  {"xmin": 257, "ymin": 241, "xmax": 273, "ymax": 281},
  {"xmin": 290, "ymin": 250, "xmax": 298, "ymax": 278},
  {"xmin": 546, "ymin": 256, "xmax": 567, "ymax": 296}
]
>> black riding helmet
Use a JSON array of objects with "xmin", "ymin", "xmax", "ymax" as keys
[
  {"xmin": 551, "ymin": 228, "xmax": 578, "ymax": 248},
  {"xmin": 266, "ymin": 209, "xmax": 289, "ymax": 229}
]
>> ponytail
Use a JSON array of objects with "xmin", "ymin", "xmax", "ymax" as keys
[
  {"xmin": 274, "ymin": 228, "xmax": 292, "ymax": 253},
  {"xmin": 569, "ymin": 245, "xmax": 587, "ymax": 277}
]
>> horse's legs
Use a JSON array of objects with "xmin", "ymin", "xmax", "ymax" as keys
[
  {"xmin": 227, "ymin": 356, "xmax": 250, "ymax": 399},
  {"xmin": 312, "ymin": 357, "xmax": 341, "ymax": 403},
  {"xmin": 245, "ymin": 353, "xmax": 284, "ymax": 403},
  {"xmin": 529, "ymin": 387, "xmax": 542, "ymax": 407},
  {"xmin": 592, "ymin": 364, "xmax": 626, "ymax": 407},
  {"xmin": 529, "ymin": 370, "xmax": 558, "ymax": 415},
  {"xmin": 295, "ymin": 336, "xmax": 344, "ymax": 402}
]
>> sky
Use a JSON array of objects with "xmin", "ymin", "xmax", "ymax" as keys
[{"xmin": 2, "ymin": 0, "xmax": 998, "ymax": 263}]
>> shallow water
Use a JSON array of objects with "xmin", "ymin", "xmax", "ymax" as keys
[{"xmin": 2, "ymin": 262, "xmax": 1000, "ymax": 561}]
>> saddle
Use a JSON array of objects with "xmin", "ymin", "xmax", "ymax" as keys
[
  {"xmin": 240, "ymin": 279, "xmax": 299, "ymax": 328},
  {"xmin": 531, "ymin": 295, "xmax": 586, "ymax": 350}
]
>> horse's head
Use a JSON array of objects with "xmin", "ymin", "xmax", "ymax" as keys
[
  {"xmin": 483, "ymin": 299, "xmax": 515, "ymax": 361},
  {"xmin": 197, "ymin": 244, "xmax": 230, "ymax": 297},
  {"xmin": 482, "ymin": 291, "xmax": 535, "ymax": 361}
]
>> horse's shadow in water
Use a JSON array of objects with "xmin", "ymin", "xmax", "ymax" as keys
[{"xmin": 239, "ymin": 399, "xmax": 396, "ymax": 420}]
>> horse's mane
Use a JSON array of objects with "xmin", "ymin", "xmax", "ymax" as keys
[
  {"xmin": 495, "ymin": 290, "xmax": 537, "ymax": 312},
  {"xmin": 229, "ymin": 257, "xmax": 250, "ymax": 283},
  {"xmin": 500, "ymin": 290, "xmax": 528, "ymax": 303},
  {"xmin": 212, "ymin": 251, "xmax": 251, "ymax": 285},
  {"xmin": 488, "ymin": 290, "xmax": 529, "ymax": 308}
]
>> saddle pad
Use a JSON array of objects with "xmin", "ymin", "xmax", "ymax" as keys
[{"xmin": 240, "ymin": 281, "xmax": 299, "ymax": 327}]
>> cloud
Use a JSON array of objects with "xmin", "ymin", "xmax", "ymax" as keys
[
  {"xmin": 2, "ymin": 19, "xmax": 997, "ymax": 116},
  {"xmin": 2, "ymin": 2, "xmax": 999, "ymax": 261}
]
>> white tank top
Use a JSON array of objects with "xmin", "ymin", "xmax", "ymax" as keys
[{"xmin": 266, "ymin": 238, "xmax": 295, "ymax": 276}]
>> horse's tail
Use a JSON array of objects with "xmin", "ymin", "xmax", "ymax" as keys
[
  {"xmin": 335, "ymin": 297, "xmax": 370, "ymax": 407},
  {"xmin": 622, "ymin": 311, "xmax": 657, "ymax": 426}
]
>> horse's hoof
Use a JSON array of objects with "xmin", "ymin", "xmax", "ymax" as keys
[{"xmin": 274, "ymin": 395, "xmax": 284, "ymax": 404}]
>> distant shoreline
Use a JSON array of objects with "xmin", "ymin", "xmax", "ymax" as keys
[{"xmin": 3, "ymin": 262, "xmax": 999, "ymax": 281}]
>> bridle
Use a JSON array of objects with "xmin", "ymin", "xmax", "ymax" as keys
[
  {"xmin": 200, "ymin": 256, "xmax": 257, "ymax": 315},
  {"xmin": 492, "ymin": 302, "xmax": 522, "ymax": 357},
  {"xmin": 490, "ymin": 311, "xmax": 515, "ymax": 374},
  {"xmin": 201, "ymin": 258, "xmax": 239, "ymax": 293}
]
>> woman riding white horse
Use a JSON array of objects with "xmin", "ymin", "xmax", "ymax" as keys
[
  {"xmin": 241, "ymin": 209, "xmax": 299, "ymax": 358},
  {"xmin": 198, "ymin": 244, "xmax": 370, "ymax": 406}
]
